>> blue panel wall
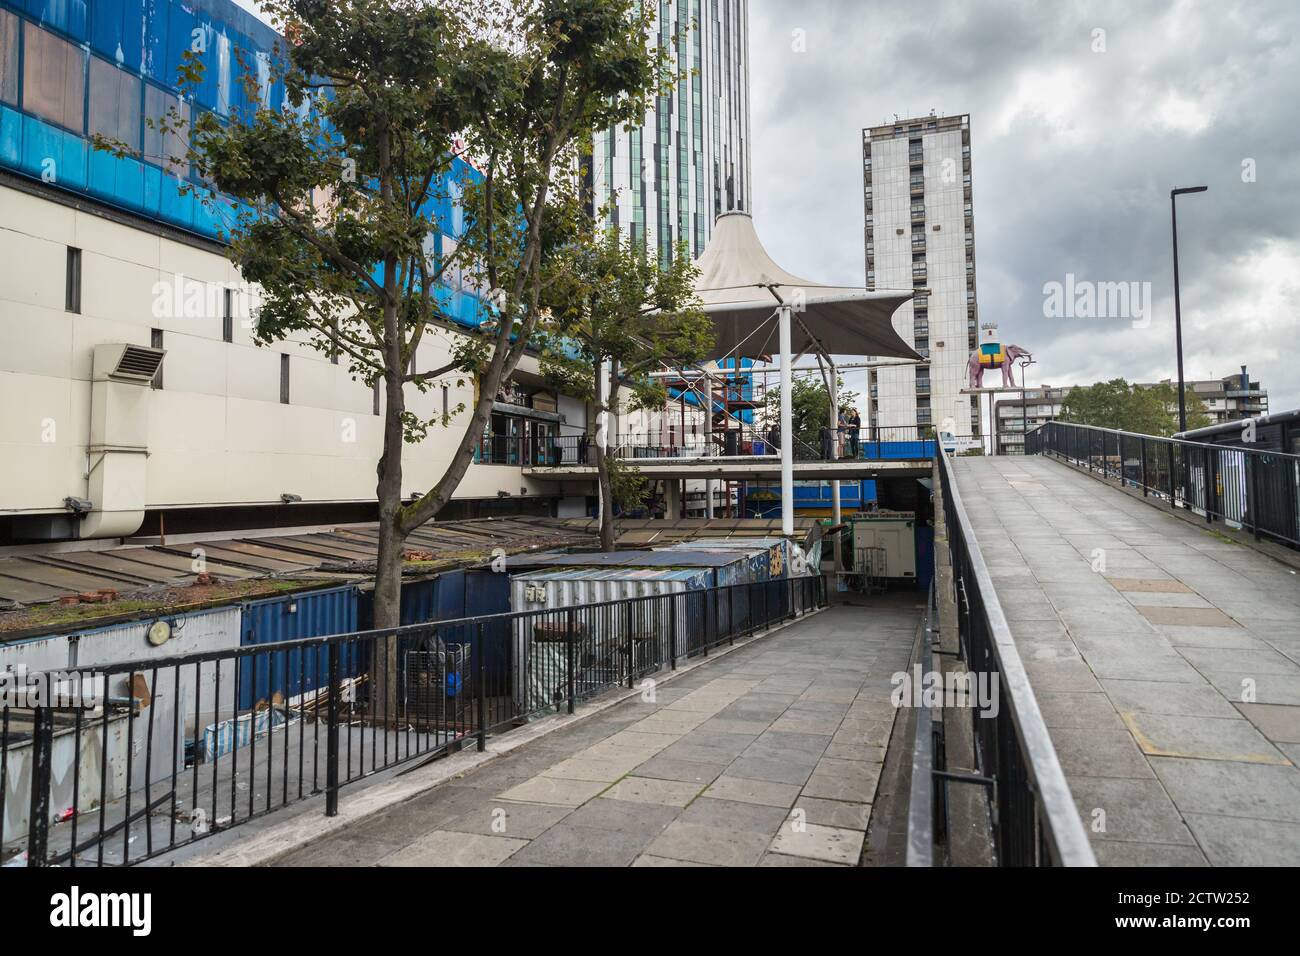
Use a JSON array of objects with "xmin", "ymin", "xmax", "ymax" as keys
[
  {"xmin": 238, "ymin": 584, "xmax": 359, "ymax": 710},
  {"xmin": 1, "ymin": 0, "xmax": 487, "ymax": 330}
]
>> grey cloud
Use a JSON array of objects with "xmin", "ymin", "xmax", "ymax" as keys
[{"xmin": 749, "ymin": 0, "xmax": 1300, "ymax": 410}]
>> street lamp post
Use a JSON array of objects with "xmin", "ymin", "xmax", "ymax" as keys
[
  {"xmin": 1171, "ymin": 185, "xmax": 1208, "ymax": 433},
  {"xmin": 1018, "ymin": 357, "xmax": 1036, "ymax": 454}
]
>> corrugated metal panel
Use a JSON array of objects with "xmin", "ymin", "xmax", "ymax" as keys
[
  {"xmin": 507, "ymin": 568, "xmax": 713, "ymax": 713},
  {"xmin": 239, "ymin": 585, "xmax": 359, "ymax": 709},
  {"xmin": 662, "ymin": 537, "xmax": 791, "ymax": 580}
]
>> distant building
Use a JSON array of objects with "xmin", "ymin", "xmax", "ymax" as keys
[
  {"xmin": 1138, "ymin": 366, "xmax": 1268, "ymax": 425},
  {"xmin": 995, "ymin": 387, "xmax": 1071, "ymax": 455},
  {"xmin": 862, "ymin": 112, "xmax": 978, "ymax": 440}
]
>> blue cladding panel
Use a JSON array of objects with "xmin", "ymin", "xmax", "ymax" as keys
[
  {"xmin": 862, "ymin": 440, "xmax": 936, "ymax": 460},
  {"xmin": 0, "ymin": 0, "xmax": 494, "ymax": 329},
  {"xmin": 239, "ymin": 585, "xmax": 359, "ymax": 710},
  {"xmin": 26, "ymin": 0, "xmax": 88, "ymax": 39}
]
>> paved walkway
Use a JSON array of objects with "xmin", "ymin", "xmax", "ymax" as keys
[
  {"xmin": 953, "ymin": 456, "xmax": 1300, "ymax": 866},
  {"xmin": 271, "ymin": 600, "xmax": 919, "ymax": 867}
]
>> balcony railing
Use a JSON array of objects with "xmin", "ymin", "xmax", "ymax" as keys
[
  {"xmin": 517, "ymin": 426, "xmax": 976, "ymax": 466},
  {"xmin": 1026, "ymin": 421, "xmax": 1300, "ymax": 549}
]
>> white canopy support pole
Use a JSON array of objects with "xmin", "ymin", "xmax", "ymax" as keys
[
  {"xmin": 704, "ymin": 372, "xmax": 715, "ymax": 518},
  {"xmin": 779, "ymin": 303, "xmax": 794, "ymax": 538},
  {"xmin": 596, "ymin": 359, "xmax": 608, "ymax": 529},
  {"xmin": 823, "ymin": 353, "xmax": 843, "ymax": 567}
]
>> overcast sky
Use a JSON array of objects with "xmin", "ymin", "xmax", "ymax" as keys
[{"xmin": 748, "ymin": 0, "xmax": 1300, "ymax": 411}]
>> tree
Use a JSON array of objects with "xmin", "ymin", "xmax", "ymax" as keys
[
  {"xmin": 1059, "ymin": 378, "xmax": 1210, "ymax": 435},
  {"xmin": 98, "ymin": 0, "xmax": 669, "ymax": 661},
  {"xmin": 538, "ymin": 228, "xmax": 710, "ymax": 550}
]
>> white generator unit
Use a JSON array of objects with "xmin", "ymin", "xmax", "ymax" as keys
[{"xmin": 849, "ymin": 513, "xmax": 917, "ymax": 581}]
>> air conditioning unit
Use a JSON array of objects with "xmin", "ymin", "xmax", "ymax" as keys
[{"xmin": 93, "ymin": 344, "xmax": 166, "ymax": 384}]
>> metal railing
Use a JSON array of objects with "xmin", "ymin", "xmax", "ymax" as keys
[
  {"xmin": 1, "ymin": 575, "xmax": 825, "ymax": 867},
  {"xmin": 936, "ymin": 448, "xmax": 1096, "ymax": 866},
  {"xmin": 519, "ymin": 425, "xmax": 963, "ymax": 468},
  {"xmin": 475, "ymin": 434, "xmax": 588, "ymax": 467},
  {"xmin": 905, "ymin": 582, "xmax": 938, "ymax": 867},
  {"xmin": 1027, "ymin": 421, "xmax": 1300, "ymax": 549}
]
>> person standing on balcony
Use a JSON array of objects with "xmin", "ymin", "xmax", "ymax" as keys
[{"xmin": 845, "ymin": 406, "xmax": 861, "ymax": 458}]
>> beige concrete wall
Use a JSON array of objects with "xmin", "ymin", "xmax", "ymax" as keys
[{"xmin": 0, "ymin": 183, "xmax": 570, "ymax": 530}]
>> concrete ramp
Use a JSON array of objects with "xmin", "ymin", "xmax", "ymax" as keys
[{"xmin": 951, "ymin": 455, "xmax": 1300, "ymax": 865}]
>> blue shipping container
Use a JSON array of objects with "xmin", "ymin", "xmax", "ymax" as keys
[{"xmin": 239, "ymin": 585, "xmax": 359, "ymax": 710}]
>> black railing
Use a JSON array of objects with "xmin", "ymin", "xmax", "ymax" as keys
[
  {"xmin": 1, "ymin": 575, "xmax": 825, "ymax": 867},
  {"xmin": 519, "ymin": 426, "xmax": 963, "ymax": 467},
  {"xmin": 905, "ymin": 581, "xmax": 939, "ymax": 867},
  {"xmin": 1026, "ymin": 421, "xmax": 1300, "ymax": 549},
  {"xmin": 936, "ymin": 448, "xmax": 1096, "ymax": 866},
  {"xmin": 477, "ymin": 434, "xmax": 590, "ymax": 466}
]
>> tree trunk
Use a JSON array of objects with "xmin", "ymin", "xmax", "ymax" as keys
[
  {"xmin": 595, "ymin": 362, "xmax": 616, "ymax": 551},
  {"xmin": 371, "ymin": 136, "xmax": 403, "ymax": 723}
]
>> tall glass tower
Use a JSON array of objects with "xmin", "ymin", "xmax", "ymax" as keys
[{"xmin": 590, "ymin": 0, "xmax": 752, "ymax": 264}]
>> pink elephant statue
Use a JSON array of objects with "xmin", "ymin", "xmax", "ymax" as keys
[{"xmin": 967, "ymin": 343, "xmax": 1031, "ymax": 388}]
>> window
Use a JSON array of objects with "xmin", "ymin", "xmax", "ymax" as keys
[
  {"xmin": 280, "ymin": 354, "xmax": 290, "ymax": 404},
  {"xmin": 222, "ymin": 288, "xmax": 233, "ymax": 342},
  {"xmin": 144, "ymin": 84, "xmax": 190, "ymax": 177},
  {"xmin": 442, "ymin": 384, "xmax": 449, "ymax": 418},
  {"xmin": 65, "ymin": 247, "xmax": 81, "ymax": 313},
  {"xmin": 0, "ymin": 10, "xmax": 18, "ymax": 107},
  {"xmin": 150, "ymin": 329, "xmax": 163, "ymax": 389},
  {"xmin": 88, "ymin": 57, "xmax": 141, "ymax": 150},
  {"xmin": 22, "ymin": 22, "xmax": 86, "ymax": 132},
  {"xmin": 372, "ymin": 380, "xmax": 380, "ymax": 416}
]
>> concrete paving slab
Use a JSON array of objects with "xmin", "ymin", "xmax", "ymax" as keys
[
  {"xmin": 377, "ymin": 830, "xmax": 528, "ymax": 867},
  {"xmin": 440, "ymin": 802, "xmax": 574, "ymax": 840},
  {"xmin": 704, "ymin": 774, "xmax": 802, "ymax": 808},
  {"xmin": 677, "ymin": 797, "xmax": 789, "ymax": 834},
  {"xmin": 1183, "ymin": 814, "xmax": 1300, "ymax": 866},
  {"xmin": 769, "ymin": 822, "xmax": 865, "ymax": 865},
  {"xmin": 1120, "ymin": 712, "xmax": 1290, "ymax": 764},
  {"xmin": 644, "ymin": 821, "xmax": 772, "ymax": 866},
  {"xmin": 1034, "ymin": 691, "xmax": 1123, "ymax": 729},
  {"xmin": 1179, "ymin": 646, "xmax": 1300, "ymax": 676},
  {"xmin": 1137, "ymin": 606, "xmax": 1239, "ymax": 627},
  {"xmin": 632, "ymin": 854, "xmax": 713, "ymax": 866},
  {"xmin": 496, "ymin": 776, "xmax": 611, "ymax": 807},
  {"xmin": 508, "ymin": 823, "xmax": 652, "ymax": 867},
  {"xmin": 1107, "ymin": 578, "xmax": 1194, "ymax": 593},
  {"xmin": 1235, "ymin": 703, "xmax": 1300, "ymax": 744},
  {"xmin": 1091, "ymin": 841, "xmax": 1208, "ymax": 866},
  {"xmin": 602, "ymin": 776, "xmax": 703, "ymax": 807},
  {"xmin": 1067, "ymin": 777, "xmax": 1197, "ymax": 846},
  {"xmin": 541, "ymin": 755, "xmax": 644, "ymax": 782},
  {"xmin": 562, "ymin": 797, "xmax": 680, "ymax": 836},
  {"xmin": 1151, "ymin": 757, "xmax": 1300, "ymax": 822},
  {"xmin": 793, "ymin": 796, "xmax": 872, "ymax": 831},
  {"xmin": 1100, "ymin": 679, "xmax": 1240, "ymax": 719}
]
